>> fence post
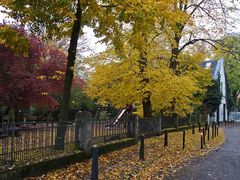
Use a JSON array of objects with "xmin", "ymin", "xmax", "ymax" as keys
[
  {"xmin": 10, "ymin": 122, "xmax": 15, "ymax": 165},
  {"xmin": 212, "ymin": 123, "xmax": 214, "ymax": 139},
  {"xmin": 51, "ymin": 122, "xmax": 54, "ymax": 154},
  {"xmin": 205, "ymin": 123, "xmax": 208, "ymax": 132},
  {"xmin": 198, "ymin": 122, "xmax": 201, "ymax": 132},
  {"xmin": 91, "ymin": 145, "xmax": 98, "ymax": 180},
  {"xmin": 134, "ymin": 116, "xmax": 139, "ymax": 138},
  {"xmin": 183, "ymin": 131, "xmax": 185, "ymax": 149},
  {"xmin": 214, "ymin": 124, "xmax": 217, "ymax": 137},
  {"xmin": 75, "ymin": 111, "xmax": 93, "ymax": 154},
  {"xmin": 188, "ymin": 114, "xmax": 192, "ymax": 126},
  {"xmin": 203, "ymin": 128, "xmax": 205, "ymax": 145},
  {"xmin": 200, "ymin": 130, "xmax": 203, "ymax": 149},
  {"xmin": 207, "ymin": 126, "xmax": 210, "ymax": 141},
  {"xmin": 127, "ymin": 114, "xmax": 135, "ymax": 138},
  {"xmin": 192, "ymin": 123, "xmax": 195, "ymax": 134},
  {"xmin": 139, "ymin": 134, "xmax": 144, "ymax": 160},
  {"xmin": 55, "ymin": 122, "xmax": 67, "ymax": 150},
  {"xmin": 157, "ymin": 116, "xmax": 162, "ymax": 136},
  {"xmin": 199, "ymin": 113, "xmax": 202, "ymax": 126},
  {"xmin": 176, "ymin": 117, "xmax": 179, "ymax": 130},
  {"xmin": 164, "ymin": 131, "xmax": 168, "ymax": 147}
]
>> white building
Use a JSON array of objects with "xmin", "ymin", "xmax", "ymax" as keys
[{"xmin": 202, "ymin": 59, "xmax": 228, "ymax": 122}]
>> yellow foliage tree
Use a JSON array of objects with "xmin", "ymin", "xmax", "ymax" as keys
[
  {"xmin": 87, "ymin": 44, "xmax": 212, "ymax": 117},
  {"xmin": 87, "ymin": 0, "xmax": 213, "ymax": 118}
]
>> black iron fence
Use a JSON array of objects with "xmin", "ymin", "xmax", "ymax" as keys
[
  {"xmin": 138, "ymin": 114, "xmax": 208, "ymax": 135},
  {"xmin": 92, "ymin": 120, "xmax": 128, "ymax": 143},
  {"xmin": 0, "ymin": 113, "xmax": 208, "ymax": 171},
  {"xmin": 0, "ymin": 122, "xmax": 76, "ymax": 171}
]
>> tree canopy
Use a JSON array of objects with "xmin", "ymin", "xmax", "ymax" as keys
[
  {"xmin": 215, "ymin": 34, "xmax": 240, "ymax": 110},
  {"xmin": 1, "ymin": 0, "xmax": 237, "ymax": 119},
  {"xmin": 0, "ymin": 25, "xmax": 66, "ymax": 111},
  {"xmin": 87, "ymin": 47, "xmax": 212, "ymax": 117},
  {"xmin": 200, "ymin": 78, "xmax": 222, "ymax": 115}
]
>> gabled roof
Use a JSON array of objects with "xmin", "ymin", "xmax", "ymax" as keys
[
  {"xmin": 201, "ymin": 60, "xmax": 218, "ymax": 77},
  {"xmin": 201, "ymin": 59, "xmax": 223, "ymax": 79}
]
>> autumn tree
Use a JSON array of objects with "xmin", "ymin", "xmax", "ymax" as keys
[
  {"xmin": 0, "ymin": 24, "xmax": 29, "ymax": 55},
  {"xmin": 1, "ymin": 0, "xmax": 157, "ymax": 146},
  {"xmin": 87, "ymin": 46, "xmax": 212, "ymax": 118},
  {"xmin": 214, "ymin": 34, "xmax": 240, "ymax": 111},
  {"xmin": 87, "ymin": 1, "xmax": 214, "ymax": 118},
  {"xmin": 0, "ymin": 25, "xmax": 66, "ymax": 122},
  {"xmin": 159, "ymin": 0, "xmax": 238, "ymax": 71},
  {"xmin": 1, "ymin": 0, "xmax": 134, "ymax": 120},
  {"xmin": 200, "ymin": 78, "xmax": 222, "ymax": 115},
  {"xmin": 143, "ymin": 0, "xmax": 237, "ymax": 116}
]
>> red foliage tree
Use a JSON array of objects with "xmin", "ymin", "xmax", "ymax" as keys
[{"xmin": 0, "ymin": 25, "xmax": 66, "ymax": 114}]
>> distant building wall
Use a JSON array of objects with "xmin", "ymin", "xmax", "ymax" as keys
[{"xmin": 204, "ymin": 59, "xmax": 228, "ymax": 122}]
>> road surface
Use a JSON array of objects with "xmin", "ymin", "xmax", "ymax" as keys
[{"xmin": 167, "ymin": 124, "xmax": 240, "ymax": 180}]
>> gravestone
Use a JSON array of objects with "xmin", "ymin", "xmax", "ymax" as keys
[{"xmin": 75, "ymin": 111, "xmax": 92, "ymax": 155}]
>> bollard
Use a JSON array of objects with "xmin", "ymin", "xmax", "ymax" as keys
[
  {"xmin": 139, "ymin": 134, "xmax": 144, "ymax": 161},
  {"xmin": 214, "ymin": 124, "xmax": 217, "ymax": 137},
  {"xmin": 183, "ymin": 130, "xmax": 185, "ymax": 149},
  {"xmin": 198, "ymin": 122, "xmax": 201, "ymax": 132},
  {"xmin": 205, "ymin": 123, "xmax": 208, "ymax": 132},
  {"xmin": 203, "ymin": 128, "xmax": 205, "ymax": 145},
  {"xmin": 200, "ymin": 131, "xmax": 203, "ymax": 149},
  {"xmin": 224, "ymin": 120, "xmax": 226, "ymax": 126},
  {"xmin": 192, "ymin": 123, "xmax": 195, "ymax": 134},
  {"xmin": 233, "ymin": 120, "xmax": 235, "ymax": 124},
  {"xmin": 217, "ymin": 125, "xmax": 219, "ymax": 136},
  {"xmin": 164, "ymin": 131, "xmax": 168, "ymax": 147},
  {"xmin": 91, "ymin": 145, "xmax": 98, "ymax": 180},
  {"xmin": 212, "ymin": 123, "xmax": 214, "ymax": 139},
  {"xmin": 207, "ymin": 126, "xmax": 210, "ymax": 141}
]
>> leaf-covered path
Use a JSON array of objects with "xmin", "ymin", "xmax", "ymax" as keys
[
  {"xmin": 28, "ymin": 128, "xmax": 223, "ymax": 179},
  {"xmin": 168, "ymin": 124, "xmax": 240, "ymax": 180}
]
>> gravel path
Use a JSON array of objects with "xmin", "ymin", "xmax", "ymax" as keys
[{"xmin": 167, "ymin": 124, "xmax": 240, "ymax": 180}]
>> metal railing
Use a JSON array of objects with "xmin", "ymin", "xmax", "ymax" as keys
[
  {"xmin": 0, "ymin": 122, "xmax": 76, "ymax": 171},
  {"xmin": 92, "ymin": 120, "xmax": 128, "ymax": 143},
  {"xmin": 0, "ymin": 113, "xmax": 207, "ymax": 171}
]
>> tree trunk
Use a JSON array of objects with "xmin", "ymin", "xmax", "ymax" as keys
[
  {"xmin": 169, "ymin": 35, "xmax": 180, "ymax": 71},
  {"xmin": 55, "ymin": 0, "xmax": 82, "ymax": 150},
  {"xmin": 142, "ymin": 95, "xmax": 152, "ymax": 118}
]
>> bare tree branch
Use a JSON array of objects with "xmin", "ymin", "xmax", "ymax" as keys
[
  {"xmin": 179, "ymin": 38, "xmax": 221, "ymax": 52},
  {"xmin": 187, "ymin": 0, "xmax": 205, "ymax": 15}
]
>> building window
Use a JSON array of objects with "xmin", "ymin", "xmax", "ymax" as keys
[{"xmin": 205, "ymin": 62, "xmax": 211, "ymax": 69}]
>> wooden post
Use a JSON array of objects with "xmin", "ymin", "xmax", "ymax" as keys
[
  {"xmin": 200, "ymin": 131, "xmax": 203, "ymax": 149},
  {"xmin": 183, "ymin": 131, "xmax": 185, "ymax": 149},
  {"xmin": 192, "ymin": 124, "xmax": 195, "ymax": 134},
  {"xmin": 164, "ymin": 131, "xmax": 168, "ymax": 147},
  {"xmin": 203, "ymin": 128, "xmax": 205, "ymax": 145},
  {"xmin": 139, "ymin": 134, "xmax": 145, "ymax": 160}
]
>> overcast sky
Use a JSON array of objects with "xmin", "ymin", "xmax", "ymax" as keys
[{"xmin": 0, "ymin": 7, "xmax": 106, "ymax": 57}]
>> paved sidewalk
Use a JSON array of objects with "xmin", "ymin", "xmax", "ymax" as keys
[{"xmin": 167, "ymin": 124, "xmax": 240, "ymax": 180}]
